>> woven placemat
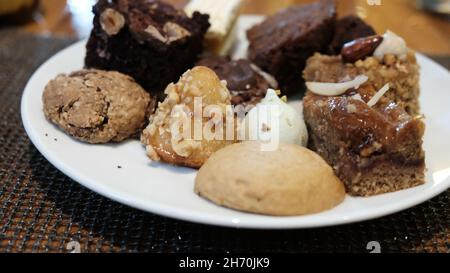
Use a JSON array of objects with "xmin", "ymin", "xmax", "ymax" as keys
[{"xmin": 0, "ymin": 29, "xmax": 449, "ymax": 253}]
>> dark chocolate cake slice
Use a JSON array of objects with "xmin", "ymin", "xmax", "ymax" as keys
[
  {"xmin": 328, "ymin": 15, "xmax": 377, "ymax": 55},
  {"xmin": 85, "ymin": 0, "xmax": 210, "ymax": 100},
  {"xmin": 196, "ymin": 55, "xmax": 278, "ymax": 107},
  {"xmin": 246, "ymin": 0, "xmax": 336, "ymax": 94}
]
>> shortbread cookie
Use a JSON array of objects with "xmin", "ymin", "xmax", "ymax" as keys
[{"xmin": 195, "ymin": 141, "xmax": 345, "ymax": 216}]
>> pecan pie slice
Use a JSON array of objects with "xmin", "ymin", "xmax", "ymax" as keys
[{"xmin": 303, "ymin": 84, "xmax": 425, "ymax": 196}]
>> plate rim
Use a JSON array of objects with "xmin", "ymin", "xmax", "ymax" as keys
[{"xmin": 21, "ymin": 28, "xmax": 450, "ymax": 230}]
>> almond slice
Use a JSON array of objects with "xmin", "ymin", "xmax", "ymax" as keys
[
  {"xmin": 367, "ymin": 83, "xmax": 390, "ymax": 107},
  {"xmin": 306, "ymin": 75, "xmax": 369, "ymax": 96}
]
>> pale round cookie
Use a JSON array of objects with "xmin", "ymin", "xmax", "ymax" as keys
[{"xmin": 195, "ymin": 141, "xmax": 346, "ymax": 216}]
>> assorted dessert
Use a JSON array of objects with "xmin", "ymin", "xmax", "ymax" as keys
[
  {"xmin": 303, "ymin": 30, "xmax": 421, "ymax": 115},
  {"xmin": 42, "ymin": 69, "xmax": 154, "ymax": 144},
  {"xmin": 85, "ymin": 0, "xmax": 210, "ymax": 100},
  {"xmin": 303, "ymin": 83, "xmax": 425, "ymax": 196},
  {"xmin": 302, "ymin": 27, "xmax": 425, "ymax": 196},
  {"xmin": 195, "ymin": 141, "xmax": 345, "ymax": 216},
  {"xmin": 185, "ymin": 0, "xmax": 242, "ymax": 55},
  {"xmin": 40, "ymin": 0, "xmax": 426, "ymax": 216},
  {"xmin": 141, "ymin": 66, "xmax": 236, "ymax": 168},
  {"xmin": 247, "ymin": 0, "xmax": 336, "ymax": 94},
  {"xmin": 196, "ymin": 54, "xmax": 278, "ymax": 107}
]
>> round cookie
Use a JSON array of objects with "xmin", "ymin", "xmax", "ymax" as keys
[
  {"xmin": 195, "ymin": 141, "xmax": 345, "ymax": 216},
  {"xmin": 43, "ymin": 69, "xmax": 155, "ymax": 143}
]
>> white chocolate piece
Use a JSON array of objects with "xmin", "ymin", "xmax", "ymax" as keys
[{"xmin": 185, "ymin": 0, "xmax": 242, "ymax": 55}]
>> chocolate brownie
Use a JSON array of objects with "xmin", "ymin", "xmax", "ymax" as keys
[
  {"xmin": 247, "ymin": 0, "xmax": 336, "ymax": 94},
  {"xmin": 85, "ymin": 0, "xmax": 210, "ymax": 100},
  {"xmin": 196, "ymin": 55, "xmax": 278, "ymax": 106},
  {"xmin": 303, "ymin": 84, "xmax": 425, "ymax": 196},
  {"xmin": 328, "ymin": 15, "xmax": 377, "ymax": 55}
]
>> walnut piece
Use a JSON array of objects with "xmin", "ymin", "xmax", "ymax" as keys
[
  {"xmin": 163, "ymin": 22, "xmax": 191, "ymax": 43},
  {"xmin": 143, "ymin": 22, "xmax": 191, "ymax": 44},
  {"xmin": 100, "ymin": 8, "xmax": 125, "ymax": 36},
  {"xmin": 144, "ymin": 25, "xmax": 168, "ymax": 43}
]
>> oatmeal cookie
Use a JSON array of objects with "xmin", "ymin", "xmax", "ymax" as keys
[{"xmin": 43, "ymin": 69, "xmax": 155, "ymax": 143}]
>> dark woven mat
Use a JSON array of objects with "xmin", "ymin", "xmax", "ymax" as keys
[{"xmin": 0, "ymin": 29, "xmax": 449, "ymax": 253}]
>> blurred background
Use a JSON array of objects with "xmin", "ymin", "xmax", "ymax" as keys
[{"xmin": 0, "ymin": 0, "xmax": 449, "ymax": 55}]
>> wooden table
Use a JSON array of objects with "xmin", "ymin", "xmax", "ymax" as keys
[{"xmin": 21, "ymin": 0, "xmax": 450, "ymax": 55}]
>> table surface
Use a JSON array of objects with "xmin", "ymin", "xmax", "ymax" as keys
[
  {"xmin": 20, "ymin": 0, "xmax": 450, "ymax": 55},
  {"xmin": 0, "ymin": 1, "xmax": 449, "ymax": 253}
]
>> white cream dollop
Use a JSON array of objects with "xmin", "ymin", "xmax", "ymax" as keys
[
  {"xmin": 373, "ymin": 30, "xmax": 408, "ymax": 60},
  {"xmin": 240, "ymin": 89, "xmax": 308, "ymax": 147}
]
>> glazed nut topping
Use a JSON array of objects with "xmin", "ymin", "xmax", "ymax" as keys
[
  {"xmin": 100, "ymin": 8, "xmax": 125, "ymax": 36},
  {"xmin": 341, "ymin": 35, "xmax": 384, "ymax": 63}
]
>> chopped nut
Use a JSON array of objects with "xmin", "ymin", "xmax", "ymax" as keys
[
  {"xmin": 146, "ymin": 145, "xmax": 161, "ymax": 161},
  {"xmin": 167, "ymin": 89, "xmax": 180, "ymax": 105},
  {"xmin": 100, "ymin": 8, "xmax": 125, "ymax": 36},
  {"xmin": 360, "ymin": 141, "xmax": 383, "ymax": 157},
  {"xmin": 171, "ymin": 139, "xmax": 201, "ymax": 157},
  {"xmin": 144, "ymin": 25, "xmax": 168, "ymax": 43},
  {"xmin": 384, "ymin": 54, "xmax": 397, "ymax": 65},
  {"xmin": 346, "ymin": 103, "xmax": 357, "ymax": 113},
  {"xmin": 188, "ymin": 87, "xmax": 202, "ymax": 97},
  {"xmin": 147, "ymin": 124, "xmax": 157, "ymax": 136},
  {"xmin": 163, "ymin": 22, "xmax": 191, "ymax": 43}
]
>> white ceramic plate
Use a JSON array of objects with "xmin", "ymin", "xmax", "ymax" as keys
[{"xmin": 21, "ymin": 16, "xmax": 450, "ymax": 229}]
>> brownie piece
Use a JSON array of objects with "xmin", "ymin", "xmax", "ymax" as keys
[
  {"xmin": 303, "ymin": 84, "xmax": 425, "ymax": 196},
  {"xmin": 328, "ymin": 15, "xmax": 377, "ymax": 55},
  {"xmin": 196, "ymin": 55, "xmax": 278, "ymax": 107},
  {"xmin": 247, "ymin": 0, "xmax": 336, "ymax": 94},
  {"xmin": 303, "ymin": 51, "xmax": 421, "ymax": 115},
  {"xmin": 85, "ymin": 0, "xmax": 210, "ymax": 100}
]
